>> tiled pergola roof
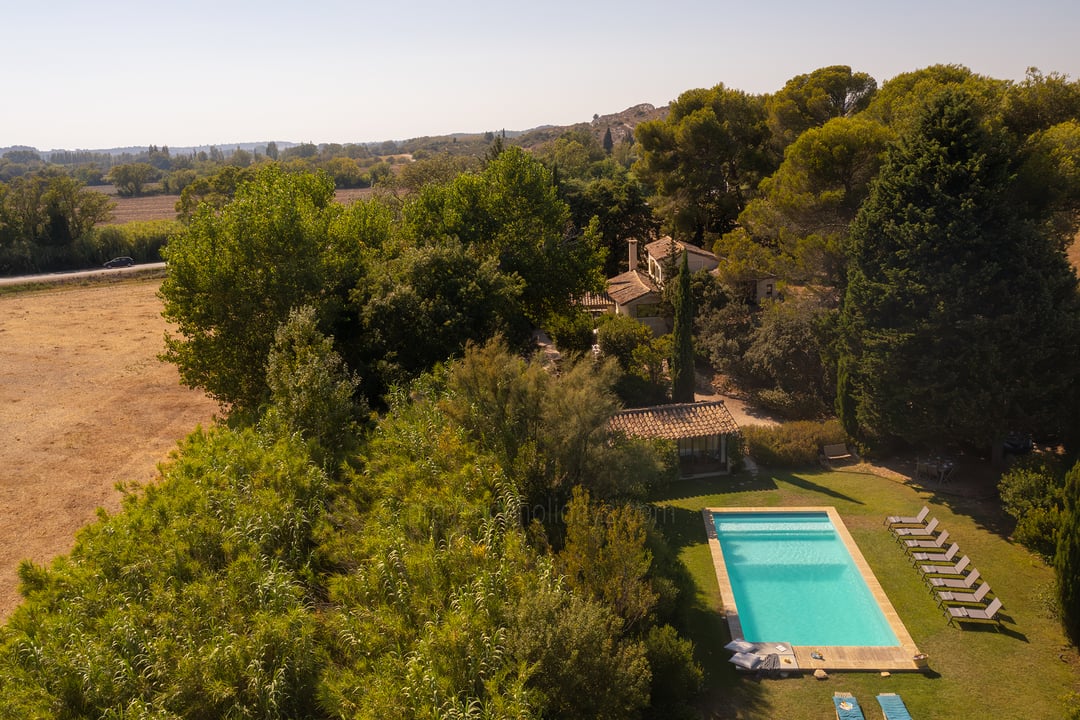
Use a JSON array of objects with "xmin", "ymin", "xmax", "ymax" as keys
[{"xmin": 609, "ymin": 401, "xmax": 740, "ymax": 440}]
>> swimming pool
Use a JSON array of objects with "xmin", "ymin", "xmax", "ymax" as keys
[{"xmin": 711, "ymin": 509, "xmax": 899, "ymax": 647}]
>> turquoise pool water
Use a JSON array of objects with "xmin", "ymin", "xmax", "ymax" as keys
[{"xmin": 713, "ymin": 511, "xmax": 899, "ymax": 647}]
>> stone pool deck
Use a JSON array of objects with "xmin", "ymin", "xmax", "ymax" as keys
[{"xmin": 704, "ymin": 506, "xmax": 924, "ymax": 673}]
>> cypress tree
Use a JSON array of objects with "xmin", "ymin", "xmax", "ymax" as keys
[
  {"xmin": 671, "ymin": 251, "xmax": 695, "ymax": 403},
  {"xmin": 837, "ymin": 88, "xmax": 1080, "ymax": 453},
  {"xmin": 1056, "ymin": 461, "xmax": 1080, "ymax": 646}
]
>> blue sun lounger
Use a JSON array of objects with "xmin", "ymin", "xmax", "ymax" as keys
[
  {"xmin": 834, "ymin": 692, "xmax": 866, "ymax": 720},
  {"xmin": 876, "ymin": 693, "xmax": 913, "ymax": 720}
]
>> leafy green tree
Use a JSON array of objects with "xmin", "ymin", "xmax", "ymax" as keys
[
  {"xmin": 508, "ymin": 585, "xmax": 651, "ymax": 720},
  {"xmin": 0, "ymin": 426, "xmax": 327, "ymax": 717},
  {"xmin": 726, "ymin": 116, "xmax": 893, "ymax": 286},
  {"xmin": 404, "ymin": 146, "xmax": 605, "ymax": 333},
  {"xmin": 320, "ymin": 156, "xmax": 365, "ymax": 188},
  {"xmin": 442, "ymin": 339, "xmax": 668, "ymax": 505},
  {"xmin": 539, "ymin": 127, "xmax": 606, "ymax": 178},
  {"xmin": 545, "ymin": 308, "xmax": 596, "ymax": 355},
  {"xmin": 261, "ymin": 305, "xmax": 366, "ymax": 465},
  {"xmin": 160, "ymin": 165, "xmax": 346, "ymax": 413},
  {"xmin": 635, "ymin": 84, "xmax": 773, "ymax": 243},
  {"xmin": 743, "ymin": 295, "xmax": 835, "ymax": 418},
  {"xmin": 40, "ymin": 175, "xmax": 114, "ymax": 245},
  {"xmin": 396, "ymin": 152, "xmax": 479, "ymax": 193},
  {"xmin": 766, "ymin": 65, "xmax": 877, "ymax": 151},
  {"xmin": 596, "ymin": 312, "xmax": 655, "ymax": 372},
  {"xmin": 863, "ymin": 64, "xmax": 1007, "ymax": 135},
  {"xmin": 351, "ymin": 237, "xmax": 522, "ymax": 395},
  {"xmin": 999, "ymin": 457, "xmax": 1066, "ymax": 558},
  {"xmin": 1015, "ymin": 120, "xmax": 1080, "ymax": 248},
  {"xmin": 175, "ymin": 165, "xmax": 258, "ymax": 220},
  {"xmin": 642, "ymin": 624, "xmax": 702, "ymax": 720},
  {"xmin": 558, "ymin": 487, "xmax": 658, "ymax": 630},
  {"xmin": 108, "ymin": 162, "xmax": 158, "ymax": 197},
  {"xmin": 1001, "ymin": 67, "xmax": 1080, "ymax": 139},
  {"xmin": 1056, "ymin": 461, "xmax": 1080, "ymax": 647},
  {"xmin": 559, "ymin": 167, "xmax": 658, "ymax": 275},
  {"xmin": 671, "ymin": 252, "xmax": 695, "ymax": 402},
  {"xmin": 837, "ymin": 88, "xmax": 1080, "ymax": 454}
]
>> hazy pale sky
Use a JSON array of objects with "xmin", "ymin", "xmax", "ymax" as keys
[{"xmin": 2, "ymin": 0, "xmax": 1078, "ymax": 150}]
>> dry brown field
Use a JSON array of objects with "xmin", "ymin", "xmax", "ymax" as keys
[
  {"xmin": 101, "ymin": 187, "xmax": 375, "ymax": 226},
  {"xmin": 0, "ymin": 278, "xmax": 218, "ymax": 620},
  {"xmin": 103, "ymin": 194, "xmax": 180, "ymax": 225}
]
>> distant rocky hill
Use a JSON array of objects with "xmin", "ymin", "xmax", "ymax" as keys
[
  {"xmin": 2, "ymin": 104, "xmax": 669, "ymax": 160},
  {"xmin": 516, "ymin": 103, "xmax": 669, "ymax": 149}
]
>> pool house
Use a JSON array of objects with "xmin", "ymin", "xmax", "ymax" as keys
[{"xmin": 608, "ymin": 400, "xmax": 740, "ymax": 477}]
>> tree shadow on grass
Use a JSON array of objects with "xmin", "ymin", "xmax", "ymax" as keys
[
  {"xmin": 686, "ymin": 602, "xmax": 777, "ymax": 720},
  {"xmin": 651, "ymin": 473, "xmax": 779, "ymax": 504},
  {"xmin": 650, "ymin": 504, "xmax": 711, "ymax": 553},
  {"xmin": 780, "ymin": 471, "xmax": 865, "ymax": 505}
]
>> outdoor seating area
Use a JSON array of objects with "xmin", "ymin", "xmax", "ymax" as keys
[{"xmin": 887, "ymin": 507, "xmax": 1002, "ymax": 628}]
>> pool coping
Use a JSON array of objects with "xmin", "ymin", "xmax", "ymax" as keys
[{"xmin": 703, "ymin": 506, "xmax": 924, "ymax": 672}]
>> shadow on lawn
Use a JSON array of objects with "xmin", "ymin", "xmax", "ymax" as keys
[
  {"xmin": 781, "ymin": 472, "xmax": 865, "ymax": 505},
  {"xmin": 657, "ymin": 473, "xmax": 779, "ymax": 502}
]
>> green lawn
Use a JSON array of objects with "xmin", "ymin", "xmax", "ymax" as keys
[{"xmin": 652, "ymin": 467, "xmax": 1080, "ymax": 719}]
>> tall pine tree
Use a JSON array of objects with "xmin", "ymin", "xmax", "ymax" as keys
[
  {"xmin": 837, "ymin": 88, "xmax": 1080, "ymax": 455},
  {"xmin": 671, "ymin": 251, "xmax": 696, "ymax": 403}
]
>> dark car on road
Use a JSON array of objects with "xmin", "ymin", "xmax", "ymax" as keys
[{"xmin": 104, "ymin": 257, "xmax": 135, "ymax": 268}]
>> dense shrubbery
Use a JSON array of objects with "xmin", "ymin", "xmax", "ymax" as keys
[
  {"xmin": 999, "ymin": 456, "xmax": 1067, "ymax": 558},
  {"xmin": 0, "ymin": 340, "xmax": 699, "ymax": 718},
  {"xmin": 742, "ymin": 419, "xmax": 846, "ymax": 468},
  {"xmin": 0, "ymin": 427, "xmax": 328, "ymax": 717},
  {"xmin": 91, "ymin": 219, "xmax": 178, "ymax": 263}
]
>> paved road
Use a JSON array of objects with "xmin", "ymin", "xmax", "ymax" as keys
[{"xmin": 0, "ymin": 262, "xmax": 166, "ymax": 287}]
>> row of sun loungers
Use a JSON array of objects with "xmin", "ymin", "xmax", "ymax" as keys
[
  {"xmin": 834, "ymin": 691, "xmax": 913, "ymax": 719},
  {"xmin": 886, "ymin": 507, "xmax": 1003, "ymax": 627}
]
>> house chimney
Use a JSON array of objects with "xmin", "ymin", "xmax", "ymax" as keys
[{"xmin": 628, "ymin": 238, "xmax": 638, "ymax": 272}]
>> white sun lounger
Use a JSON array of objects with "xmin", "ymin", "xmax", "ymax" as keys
[
  {"xmin": 910, "ymin": 542, "xmax": 959, "ymax": 563},
  {"xmin": 936, "ymin": 581, "xmax": 991, "ymax": 605},
  {"xmin": 920, "ymin": 554, "xmax": 970, "ymax": 577},
  {"xmin": 893, "ymin": 517, "xmax": 939, "ymax": 537},
  {"xmin": 904, "ymin": 528, "xmax": 949, "ymax": 549},
  {"xmin": 885, "ymin": 506, "xmax": 929, "ymax": 526},
  {"xmin": 947, "ymin": 597, "xmax": 1003, "ymax": 626},
  {"xmin": 928, "ymin": 567, "xmax": 980, "ymax": 588}
]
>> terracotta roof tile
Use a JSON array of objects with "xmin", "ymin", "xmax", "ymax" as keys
[
  {"xmin": 578, "ymin": 291, "xmax": 615, "ymax": 310},
  {"xmin": 644, "ymin": 236, "xmax": 717, "ymax": 263},
  {"xmin": 609, "ymin": 401, "xmax": 740, "ymax": 440},
  {"xmin": 606, "ymin": 269, "xmax": 659, "ymax": 306}
]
